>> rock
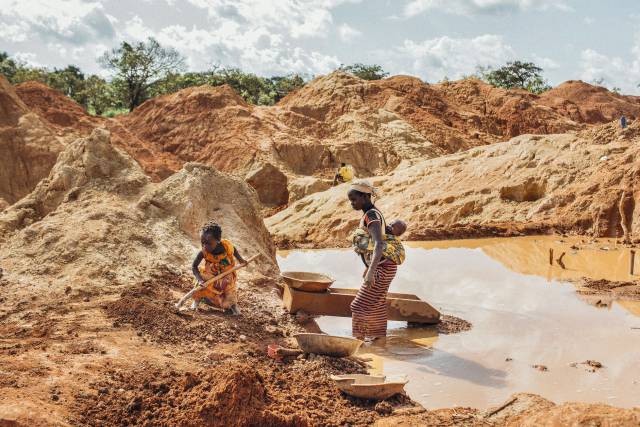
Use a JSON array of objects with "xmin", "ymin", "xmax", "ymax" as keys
[
  {"xmin": 268, "ymin": 131, "xmax": 640, "ymax": 246},
  {"xmin": 288, "ymin": 176, "xmax": 331, "ymax": 203},
  {"xmin": 375, "ymin": 401, "xmax": 393, "ymax": 415},
  {"xmin": 245, "ymin": 163, "xmax": 289, "ymax": 207}
]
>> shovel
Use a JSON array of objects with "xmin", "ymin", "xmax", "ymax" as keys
[{"xmin": 175, "ymin": 254, "xmax": 260, "ymax": 309}]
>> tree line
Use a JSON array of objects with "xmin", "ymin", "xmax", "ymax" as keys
[{"xmin": 1, "ymin": 37, "xmax": 558, "ymax": 117}]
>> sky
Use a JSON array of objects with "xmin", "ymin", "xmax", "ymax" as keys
[{"xmin": 1, "ymin": 0, "xmax": 640, "ymax": 94}]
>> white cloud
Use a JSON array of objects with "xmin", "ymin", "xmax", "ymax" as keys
[
  {"xmin": 0, "ymin": 22, "xmax": 29, "ymax": 42},
  {"xmin": 183, "ymin": 0, "xmax": 358, "ymax": 39},
  {"xmin": 395, "ymin": 34, "xmax": 515, "ymax": 81},
  {"xmin": 120, "ymin": 13, "xmax": 340, "ymax": 76},
  {"xmin": 338, "ymin": 23, "xmax": 362, "ymax": 42},
  {"xmin": 580, "ymin": 38, "xmax": 640, "ymax": 94},
  {"xmin": 0, "ymin": 0, "xmax": 115, "ymax": 44},
  {"xmin": 403, "ymin": 0, "xmax": 571, "ymax": 17},
  {"xmin": 532, "ymin": 54, "xmax": 560, "ymax": 70},
  {"xmin": 13, "ymin": 51, "xmax": 42, "ymax": 67}
]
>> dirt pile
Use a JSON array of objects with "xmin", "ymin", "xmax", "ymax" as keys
[
  {"xmin": 9, "ymin": 73, "xmax": 638, "ymax": 208},
  {"xmin": 117, "ymin": 84, "xmax": 275, "ymax": 176},
  {"xmin": 540, "ymin": 80, "xmax": 640, "ymax": 123},
  {"xmin": 0, "ymin": 75, "xmax": 65, "ymax": 205},
  {"xmin": 376, "ymin": 392, "xmax": 640, "ymax": 426},
  {"xmin": 15, "ymin": 81, "xmax": 99, "ymax": 134},
  {"xmin": 13, "ymin": 80, "xmax": 184, "ymax": 182},
  {"xmin": 117, "ymin": 73, "xmax": 634, "ymax": 185},
  {"xmin": 0, "ymin": 128, "xmax": 292, "ymax": 425},
  {"xmin": 105, "ymin": 271, "xmax": 294, "ymax": 347},
  {"xmin": 74, "ymin": 354, "xmax": 417, "ymax": 427},
  {"xmin": 268, "ymin": 129, "xmax": 640, "ymax": 247},
  {"xmin": 0, "ymin": 127, "xmax": 277, "ymax": 292}
]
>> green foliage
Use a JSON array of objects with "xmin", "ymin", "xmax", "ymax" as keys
[
  {"xmin": 0, "ymin": 52, "xmax": 19, "ymax": 81},
  {"xmin": 478, "ymin": 61, "xmax": 551, "ymax": 94},
  {"xmin": 82, "ymin": 75, "xmax": 116, "ymax": 116},
  {"xmin": 47, "ymin": 65, "xmax": 87, "ymax": 106},
  {"xmin": 1, "ymin": 43, "xmax": 308, "ymax": 116},
  {"xmin": 339, "ymin": 63, "xmax": 388, "ymax": 80},
  {"xmin": 99, "ymin": 37, "xmax": 186, "ymax": 111},
  {"xmin": 101, "ymin": 107, "xmax": 129, "ymax": 118},
  {"xmin": 149, "ymin": 68, "xmax": 306, "ymax": 105}
]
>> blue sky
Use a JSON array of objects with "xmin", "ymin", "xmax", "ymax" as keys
[{"xmin": 1, "ymin": 0, "xmax": 640, "ymax": 93}]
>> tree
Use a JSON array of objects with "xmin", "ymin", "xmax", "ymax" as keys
[
  {"xmin": 268, "ymin": 74, "xmax": 305, "ymax": 102},
  {"xmin": 339, "ymin": 63, "xmax": 388, "ymax": 80},
  {"xmin": 479, "ymin": 61, "xmax": 551, "ymax": 94},
  {"xmin": 0, "ymin": 52, "xmax": 19, "ymax": 81},
  {"xmin": 99, "ymin": 38, "xmax": 186, "ymax": 111},
  {"xmin": 47, "ymin": 65, "xmax": 87, "ymax": 106},
  {"xmin": 81, "ymin": 75, "xmax": 115, "ymax": 115}
]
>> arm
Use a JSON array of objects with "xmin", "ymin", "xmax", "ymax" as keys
[
  {"xmin": 364, "ymin": 221, "xmax": 384, "ymax": 287},
  {"xmin": 191, "ymin": 252, "xmax": 205, "ymax": 285},
  {"xmin": 233, "ymin": 247, "xmax": 246, "ymax": 265}
]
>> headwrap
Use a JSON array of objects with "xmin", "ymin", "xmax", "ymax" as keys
[{"xmin": 350, "ymin": 179, "xmax": 377, "ymax": 198}]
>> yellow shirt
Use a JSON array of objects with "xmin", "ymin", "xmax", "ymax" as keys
[{"xmin": 338, "ymin": 165, "xmax": 354, "ymax": 182}]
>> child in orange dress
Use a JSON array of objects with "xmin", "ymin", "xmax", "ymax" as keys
[{"xmin": 190, "ymin": 221, "xmax": 246, "ymax": 315}]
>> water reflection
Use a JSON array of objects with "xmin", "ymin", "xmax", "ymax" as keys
[{"xmin": 277, "ymin": 239, "xmax": 640, "ymax": 409}]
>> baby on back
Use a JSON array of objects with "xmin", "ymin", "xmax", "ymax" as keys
[{"xmin": 386, "ymin": 219, "xmax": 407, "ymax": 237}]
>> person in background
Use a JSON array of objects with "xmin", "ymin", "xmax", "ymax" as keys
[
  {"xmin": 621, "ymin": 115, "xmax": 627, "ymax": 129},
  {"xmin": 333, "ymin": 163, "xmax": 355, "ymax": 185}
]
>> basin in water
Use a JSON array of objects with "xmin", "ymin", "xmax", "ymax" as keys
[
  {"xmin": 281, "ymin": 271, "xmax": 335, "ymax": 293},
  {"xmin": 278, "ymin": 236, "xmax": 640, "ymax": 410},
  {"xmin": 294, "ymin": 333, "xmax": 362, "ymax": 357},
  {"xmin": 331, "ymin": 374, "xmax": 408, "ymax": 400}
]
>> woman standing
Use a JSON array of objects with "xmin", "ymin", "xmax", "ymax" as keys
[{"xmin": 347, "ymin": 180, "xmax": 398, "ymax": 342}]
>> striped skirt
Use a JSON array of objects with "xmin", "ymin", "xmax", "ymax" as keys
[{"xmin": 350, "ymin": 261, "xmax": 398, "ymax": 339}]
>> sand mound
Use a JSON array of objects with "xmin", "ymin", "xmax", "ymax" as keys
[
  {"xmin": 15, "ymin": 81, "xmax": 97, "ymax": 133},
  {"xmin": 117, "ymin": 84, "xmax": 273, "ymax": 175},
  {"xmin": 268, "ymin": 132, "xmax": 640, "ymax": 247},
  {"xmin": 13, "ymin": 80, "xmax": 182, "ymax": 182},
  {"xmin": 10, "ymin": 74, "xmax": 639, "ymax": 206},
  {"xmin": 0, "ymin": 75, "xmax": 65, "ymax": 205},
  {"xmin": 540, "ymin": 80, "xmax": 640, "ymax": 123},
  {"xmin": 0, "ymin": 127, "xmax": 277, "ymax": 293},
  {"xmin": 280, "ymin": 73, "xmax": 581, "ymax": 154},
  {"xmin": 0, "ymin": 74, "xmax": 30, "ymax": 127}
]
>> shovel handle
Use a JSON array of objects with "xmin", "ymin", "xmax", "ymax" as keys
[{"xmin": 175, "ymin": 254, "xmax": 260, "ymax": 309}]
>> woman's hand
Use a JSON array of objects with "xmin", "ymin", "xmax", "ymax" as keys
[{"xmin": 363, "ymin": 269, "xmax": 375, "ymax": 287}]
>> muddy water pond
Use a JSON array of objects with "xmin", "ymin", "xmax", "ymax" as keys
[{"xmin": 277, "ymin": 236, "xmax": 640, "ymax": 409}]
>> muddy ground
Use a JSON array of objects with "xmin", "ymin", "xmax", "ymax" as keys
[
  {"xmin": 0, "ymin": 269, "xmax": 432, "ymax": 426},
  {"xmin": 2, "ymin": 267, "xmax": 639, "ymax": 426}
]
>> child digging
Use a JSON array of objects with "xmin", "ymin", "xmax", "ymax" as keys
[{"xmin": 190, "ymin": 221, "xmax": 246, "ymax": 315}]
